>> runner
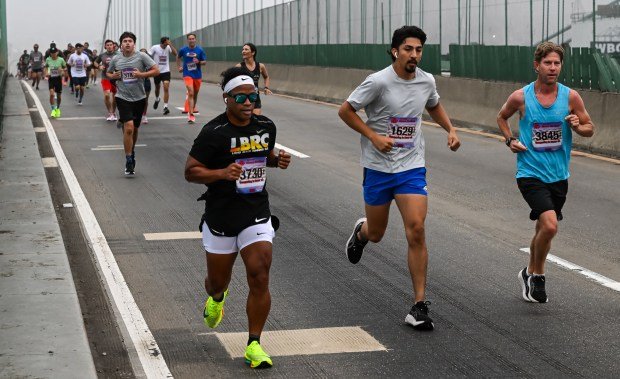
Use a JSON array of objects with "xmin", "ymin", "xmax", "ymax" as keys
[
  {"xmin": 29, "ymin": 44, "xmax": 44, "ymax": 90},
  {"xmin": 496, "ymin": 42, "xmax": 594, "ymax": 303},
  {"xmin": 63, "ymin": 44, "xmax": 75, "ymax": 94},
  {"xmin": 339, "ymin": 26, "xmax": 461, "ymax": 331},
  {"xmin": 18, "ymin": 50, "xmax": 30, "ymax": 79},
  {"xmin": 44, "ymin": 47, "xmax": 67, "ymax": 118},
  {"xmin": 139, "ymin": 48, "xmax": 152, "ymax": 124},
  {"xmin": 107, "ymin": 31, "xmax": 158, "ymax": 175},
  {"xmin": 83, "ymin": 42, "xmax": 94, "ymax": 88},
  {"xmin": 67, "ymin": 43, "xmax": 92, "ymax": 105},
  {"xmin": 94, "ymin": 39, "xmax": 120, "ymax": 121},
  {"xmin": 90, "ymin": 49, "xmax": 98, "ymax": 84},
  {"xmin": 185, "ymin": 66, "xmax": 291, "ymax": 369},
  {"xmin": 236, "ymin": 42, "xmax": 272, "ymax": 115},
  {"xmin": 149, "ymin": 36, "xmax": 177, "ymax": 115},
  {"xmin": 177, "ymin": 33, "xmax": 206, "ymax": 123}
]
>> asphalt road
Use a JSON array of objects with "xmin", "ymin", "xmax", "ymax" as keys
[{"xmin": 33, "ymin": 77, "xmax": 619, "ymax": 378}]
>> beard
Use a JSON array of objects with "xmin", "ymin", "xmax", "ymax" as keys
[{"xmin": 405, "ymin": 61, "xmax": 417, "ymax": 73}]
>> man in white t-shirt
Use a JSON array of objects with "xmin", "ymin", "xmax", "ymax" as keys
[
  {"xmin": 149, "ymin": 36, "xmax": 177, "ymax": 115},
  {"xmin": 339, "ymin": 26, "xmax": 461, "ymax": 331},
  {"xmin": 67, "ymin": 43, "xmax": 92, "ymax": 105}
]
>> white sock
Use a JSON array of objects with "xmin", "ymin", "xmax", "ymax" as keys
[{"xmin": 164, "ymin": 103, "xmax": 168, "ymax": 107}]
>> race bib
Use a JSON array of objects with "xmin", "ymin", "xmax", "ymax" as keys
[
  {"xmin": 33, "ymin": 56, "xmax": 40, "ymax": 62},
  {"xmin": 236, "ymin": 157, "xmax": 267, "ymax": 194},
  {"xmin": 121, "ymin": 68, "xmax": 138, "ymax": 83},
  {"xmin": 187, "ymin": 62, "xmax": 197, "ymax": 71},
  {"xmin": 388, "ymin": 116, "xmax": 419, "ymax": 148},
  {"xmin": 158, "ymin": 55, "xmax": 167, "ymax": 65},
  {"xmin": 532, "ymin": 122, "xmax": 563, "ymax": 152},
  {"xmin": 50, "ymin": 68, "xmax": 60, "ymax": 77}
]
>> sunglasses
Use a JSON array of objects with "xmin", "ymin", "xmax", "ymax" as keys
[{"xmin": 227, "ymin": 92, "xmax": 258, "ymax": 104}]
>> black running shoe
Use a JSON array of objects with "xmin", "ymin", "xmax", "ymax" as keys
[
  {"xmin": 345, "ymin": 218, "xmax": 368, "ymax": 264},
  {"xmin": 518, "ymin": 267, "xmax": 532, "ymax": 302},
  {"xmin": 153, "ymin": 98, "xmax": 160, "ymax": 109},
  {"xmin": 528, "ymin": 275, "xmax": 548, "ymax": 303},
  {"xmin": 163, "ymin": 106, "xmax": 170, "ymax": 115},
  {"xmin": 124, "ymin": 157, "xmax": 135, "ymax": 176},
  {"xmin": 405, "ymin": 301, "xmax": 434, "ymax": 330}
]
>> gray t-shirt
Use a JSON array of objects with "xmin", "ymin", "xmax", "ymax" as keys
[
  {"xmin": 107, "ymin": 51, "xmax": 156, "ymax": 102},
  {"xmin": 96, "ymin": 51, "xmax": 119, "ymax": 79},
  {"xmin": 30, "ymin": 51, "xmax": 44, "ymax": 69},
  {"xmin": 346, "ymin": 65, "xmax": 440, "ymax": 173}
]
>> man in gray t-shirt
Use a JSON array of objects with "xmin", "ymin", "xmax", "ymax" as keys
[
  {"xmin": 106, "ymin": 31, "xmax": 159, "ymax": 176},
  {"xmin": 30, "ymin": 44, "xmax": 44, "ymax": 89},
  {"xmin": 339, "ymin": 26, "xmax": 461, "ymax": 331}
]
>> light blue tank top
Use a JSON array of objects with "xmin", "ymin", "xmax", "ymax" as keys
[{"xmin": 516, "ymin": 82, "xmax": 572, "ymax": 183}]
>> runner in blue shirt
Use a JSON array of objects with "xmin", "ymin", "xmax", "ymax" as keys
[
  {"xmin": 497, "ymin": 41, "xmax": 594, "ymax": 304},
  {"xmin": 177, "ymin": 33, "xmax": 206, "ymax": 124}
]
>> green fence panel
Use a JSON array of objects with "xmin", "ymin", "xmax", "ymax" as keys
[
  {"xmin": 199, "ymin": 44, "xmax": 441, "ymax": 74},
  {"xmin": 449, "ymin": 44, "xmax": 617, "ymax": 92}
]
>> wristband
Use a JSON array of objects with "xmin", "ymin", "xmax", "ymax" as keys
[{"xmin": 505, "ymin": 137, "xmax": 516, "ymax": 147}]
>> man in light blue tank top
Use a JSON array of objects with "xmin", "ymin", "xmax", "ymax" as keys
[{"xmin": 497, "ymin": 42, "xmax": 594, "ymax": 304}]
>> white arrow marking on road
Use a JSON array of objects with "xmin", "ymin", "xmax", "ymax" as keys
[{"xmin": 520, "ymin": 248, "xmax": 620, "ymax": 292}]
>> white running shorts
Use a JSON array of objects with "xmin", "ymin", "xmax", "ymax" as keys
[{"xmin": 201, "ymin": 219, "xmax": 275, "ymax": 254}]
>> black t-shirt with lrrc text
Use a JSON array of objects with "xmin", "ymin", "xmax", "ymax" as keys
[{"xmin": 189, "ymin": 112, "xmax": 277, "ymax": 236}]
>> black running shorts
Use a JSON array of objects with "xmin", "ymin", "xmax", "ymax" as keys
[
  {"xmin": 517, "ymin": 177, "xmax": 568, "ymax": 221},
  {"xmin": 153, "ymin": 71, "xmax": 171, "ymax": 85},
  {"xmin": 116, "ymin": 97, "xmax": 146, "ymax": 127},
  {"xmin": 48, "ymin": 77, "xmax": 62, "ymax": 93},
  {"xmin": 73, "ymin": 76, "xmax": 87, "ymax": 86}
]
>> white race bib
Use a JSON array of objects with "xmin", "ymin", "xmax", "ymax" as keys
[
  {"xmin": 388, "ymin": 116, "xmax": 419, "ymax": 148},
  {"xmin": 158, "ymin": 55, "xmax": 167, "ymax": 65},
  {"xmin": 187, "ymin": 62, "xmax": 197, "ymax": 71},
  {"xmin": 121, "ymin": 68, "xmax": 138, "ymax": 83},
  {"xmin": 50, "ymin": 68, "xmax": 60, "ymax": 77},
  {"xmin": 236, "ymin": 157, "xmax": 267, "ymax": 194},
  {"xmin": 532, "ymin": 122, "xmax": 563, "ymax": 152}
]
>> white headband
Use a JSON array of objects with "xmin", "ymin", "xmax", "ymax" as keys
[{"xmin": 223, "ymin": 75, "xmax": 255, "ymax": 93}]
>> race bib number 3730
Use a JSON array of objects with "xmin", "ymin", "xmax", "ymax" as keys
[
  {"xmin": 388, "ymin": 116, "xmax": 418, "ymax": 148},
  {"xmin": 532, "ymin": 121, "xmax": 563, "ymax": 152},
  {"xmin": 236, "ymin": 157, "xmax": 267, "ymax": 194}
]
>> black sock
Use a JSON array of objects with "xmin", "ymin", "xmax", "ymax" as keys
[{"xmin": 247, "ymin": 335, "xmax": 260, "ymax": 346}]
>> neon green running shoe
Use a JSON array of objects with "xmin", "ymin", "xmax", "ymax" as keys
[
  {"xmin": 203, "ymin": 289, "xmax": 228, "ymax": 328},
  {"xmin": 55, "ymin": 108, "xmax": 61, "ymax": 118},
  {"xmin": 244, "ymin": 341, "xmax": 273, "ymax": 369},
  {"xmin": 50, "ymin": 109, "xmax": 56, "ymax": 118}
]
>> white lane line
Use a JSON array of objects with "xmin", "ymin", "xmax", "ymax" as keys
[
  {"xmin": 25, "ymin": 83, "xmax": 173, "ymax": 378},
  {"xmin": 203, "ymin": 326, "xmax": 387, "ymax": 358},
  {"xmin": 91, "ymin": 144, "xmax": 147, "ymax": 151},
  {"xmin": 34, "ymin": 127, "xmax": 47, "ymax": 133},
  {"xmin": 41, "ymin": 157, "xmax": 58, "ymax": 168},
  {"xmin": 520, "ymin": 248, "xmax": 620, "ymax": 292},
  {"xmin": 58, "ymin": 116, "xmax": 188, "ymax": 121},
  {"xmin": 144, "ymin": 232, "xmax": 201, "ymax": 241},
  {"xmin": 275, "ymin": 143, "xmax": 310, "ymax": 159}
]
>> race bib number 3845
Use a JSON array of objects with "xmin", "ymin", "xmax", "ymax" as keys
[
  {"xmin": 236, "ymin": 157, "xmax": 267, "ymax": 194},
  {"xmin": 388, "ymin": 116, "xmax": 418, "ymax": 148},
  {"xmin": 532, "ymin": 121, "xmax": 563, "ymax": 152}
]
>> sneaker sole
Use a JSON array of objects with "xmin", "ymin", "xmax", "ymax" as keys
[
  {"xmin": 345, "ymin": 217, "xmax": 366, "ymax": 264},
  {"xmin": 518, "ymin": 269, "xmax": 534, "ymax": 302},
  {"xmin": 405, "ymin": 314, "xmax": 434, "ymax": 331},
  {"xmin": 245, "ymin": 358, "xmax": 273, "ymax": 369}
]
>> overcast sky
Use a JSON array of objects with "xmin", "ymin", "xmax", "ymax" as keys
[{"xmin": 6, "ymin": 0, "xmax": 107, "ymax": 73}]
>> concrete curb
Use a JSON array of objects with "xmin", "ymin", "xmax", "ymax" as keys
[{"xmin": 0, "ymin": 79, "xmax": 97, "ymax": 378}]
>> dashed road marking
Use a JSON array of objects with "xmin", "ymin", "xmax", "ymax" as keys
[
  {"xmin": 275, "ymin": 143, "xmax": 310, "ymax": 159},
  {"xmin": 41, "ymin": 157, "xmax": 58, "ymax": 168},
  {"xmin": 91, "ymin": 144, "xmax": 147, "ymax": 151},
  {"xmin": 206, "ymin": 326, "xmax": 387, "ymax": 358},
  {"xmin": 144, "ymin": 232, "xmax": 201, "ymax": 241}
]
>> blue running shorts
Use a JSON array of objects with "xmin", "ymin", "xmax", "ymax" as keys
[{"xmin": 363, "ymin": 167, "xmax": 427, "ymax": 206}]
